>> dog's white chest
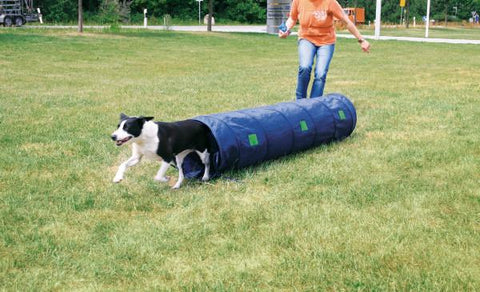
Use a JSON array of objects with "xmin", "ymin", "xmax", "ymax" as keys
[
  {"xmin": 138, "ymin": 140, "xmax": 160, "ymax": 160},
  {"xmin": 136, "ymin": 122, "xmax": 160, "ymax": 160}
]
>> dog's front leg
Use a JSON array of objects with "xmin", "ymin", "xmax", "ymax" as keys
[
  {"xmin": 113, "ymin": 154, "xmax": 142, "ymax": 183},
  {"xmin": 154, "ymin": 161, "xmax": 170, "ymax": 182}
]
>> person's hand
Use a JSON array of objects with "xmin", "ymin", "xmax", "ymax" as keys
[
  {"xmin": 278, "ymin": 29, "xmax": 290, "ymax": 39},
  {"xmin": 360, "ymin": 40, "xmax": 370, "ymax": 53}
]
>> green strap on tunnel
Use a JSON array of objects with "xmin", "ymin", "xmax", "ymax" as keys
[
  {"xmin": 248, "ymin": 134, "xmax": 259, "ymax": 146},
  {"xmin": 300, "ymin": 120, "xmax": 308, "ymax": 132}
]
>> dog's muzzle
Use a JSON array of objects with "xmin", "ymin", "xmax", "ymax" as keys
[{"xmin": 111, "ymin": 135, "xmax": 132, "ymax": 146}]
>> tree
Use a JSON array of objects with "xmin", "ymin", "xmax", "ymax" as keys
[
  {"xmin": 432, "ymin": 0, "xmax": 453, "ymax": 24},
  {"xmin": 208, "ymin": 0, "xmax": 213, "ymax": 31},
  {"xmin": 118, "ymin": 0, "xmax": 133, "ymax": 23},
  {"xmin": 222, "ymin": 0, "xmax": 266, "ymax": 23},
  {"xmin": 99, "ymin": 0, "xmax": 119, "ymax": 23},
  {"xmin": 78, "ymin": 0, "xmax": 83, "ymax": 32}
]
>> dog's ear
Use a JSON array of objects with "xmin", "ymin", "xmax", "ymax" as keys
[
  {"xmin": 120, "ymin": 113, "xmax": 129, "ymax": 120},
  {"xmin": 139, "ymin": 116, "xmax": 154, "ymax": 121}
]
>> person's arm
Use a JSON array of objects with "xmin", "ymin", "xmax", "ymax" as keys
[
  {"xmin": 340, "ymin": 13, "xmax": 370, "ymax": 53},
  {"xmin": 279, "ymin": 0, "xmax": 298, "ymax": 38},
  {"xmin": 331, "ymin": 1, "xmax": 370, "ymax": 53}
]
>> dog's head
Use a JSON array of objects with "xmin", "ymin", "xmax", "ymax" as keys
[{"xmin": 111, "ymin": 113, "xmax": 154, "ymax": 146}]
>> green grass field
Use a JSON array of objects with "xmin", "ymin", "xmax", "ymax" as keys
[{"xmin": 1, "ymin": 28, "xmax": 480, "ymax": 290}]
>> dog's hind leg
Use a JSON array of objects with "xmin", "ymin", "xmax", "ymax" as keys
[
  {"xmin": 113, "ymin": 153, "xmax": 143, "ymax": 183},
  {"xmin": 154, "ymin": 161, "xmax": 170, "ymax": 182},
  {"xmin": 172, "ymin": 150, "xmax": 193, "ymax": 189},
  {"xmin": 196, "ymin": 149, "xmax": 210, "ymax": 182}
]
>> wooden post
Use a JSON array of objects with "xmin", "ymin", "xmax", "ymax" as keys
[
  {"xmin": 207, "ymin": 0, "xmax": 213, "ymax": 31},
  {"xmin": 78, "ymin": 0, "xmax": 83, "ymax": 33}
]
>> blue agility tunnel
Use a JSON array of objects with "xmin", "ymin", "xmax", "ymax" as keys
[{"xmin": 183, "ymin": 93, "xmax": 356, "ymax": 179}]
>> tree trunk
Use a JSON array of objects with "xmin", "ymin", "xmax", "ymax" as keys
[
  {"xmin": 405, "ymin": 0, "xmax": 410, "ymax": 28},
  {"xmin": 78, "ymin": 0, "xmax": 83, "ymax": 33},
  {"xmin": 444, "ymin": 5, "xmax": 448, "ymax": 26},
  {"xmin": 208, "ymin": 0, "xmax": 213, "ymax": 32}
]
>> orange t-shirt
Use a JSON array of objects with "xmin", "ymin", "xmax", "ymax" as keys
[{"xmin": 290, "ymin": 0, "xmax": 345, "ymax": 46}]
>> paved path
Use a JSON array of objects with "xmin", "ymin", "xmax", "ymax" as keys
[
  {"xmin": 28, "ymin": 25, "xmax": 480, "ymax": 45},
  {"xmin": 132, "ymin": 25, "xmax": 480, "ymax": 44},
  {"xmin": 336, "ymin": 33, "xmax": 480, "ymax": 45}
]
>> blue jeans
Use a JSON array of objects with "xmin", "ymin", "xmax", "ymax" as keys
[{"xmin": 296, "ymin": 39, "xmax": 335, "ymax": 99}]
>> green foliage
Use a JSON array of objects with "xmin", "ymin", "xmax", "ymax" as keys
[
  {"xmin": 221, "ymin": 0, "xmax": 267, "ymax": 23},
  {"xmin": 99, "ymin": 0, "xmax": 120, "ymax": 23},
  {"xmin": 130, "ymin": 0, "xmax": 192, "ymax": 20},
  {"xmin": 129, "ymin": 0, "xmax": 267, "ymax": 23},
  {"xmin": 32, "ymin": 0, "xmax": 480, "ymax": 24},
  {"xmin": 37, "ymin": 0, "xmax": 77, "ymax": 23},
  {"xmin": 453, "ymin": 0, "xmax": 480, "ymax": 20},
  {"xmin": 118, "ymin": 0, "xmax": 133, "ymax": 23},
  {"xmin": 95, "ymin": 0, "xmax": 131, "ymax": 23}
]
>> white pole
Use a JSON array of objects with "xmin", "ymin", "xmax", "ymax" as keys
[
  {"xmin": 413, "ymin": 16, "xmax": 416, "ymax": 27},
  {"xmin": 374, "ymin": 0, "xmax": 382, "ymax": 39},
  {"xmin": 37, "ymin": 8, "xmax": 43, "ymax": 24},
  {"xmin": 144, "ymin": 9, "xmax": 147, "ymax": 28},
  {"xmin": 425, "ymin": 0, "xmax": 431, "ymax": 38}
]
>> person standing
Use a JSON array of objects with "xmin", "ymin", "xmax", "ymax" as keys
[{"xmin": 279, "ymin": 0, "xmax": 370, "ymax": 99}]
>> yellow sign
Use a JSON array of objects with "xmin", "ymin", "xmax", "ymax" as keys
[{"xmin": 400, "ymin": 0, "xmax": 406, "ymax": 7}]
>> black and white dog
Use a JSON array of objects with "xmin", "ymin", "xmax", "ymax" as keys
[{"xmin": 111, "ymin": 113, "xmax": 211, "ymax": 189}]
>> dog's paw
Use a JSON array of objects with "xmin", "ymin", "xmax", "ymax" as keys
[
  {"xmin": 154, "ymin": 175, "xmax": 170, "ymax": 182},
  {"xmin": 172, "ymin": 181, "xmax": 182, "ymax": 189},
  {"xmin": 113, "ymin": 177, "xmax": 123, "ymax": 183},
  {"xmin": 201, "ymin": 176, "xmax": 210, "ymax": 182}
]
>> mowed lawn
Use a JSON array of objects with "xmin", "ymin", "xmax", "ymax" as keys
[{"xmin": 1, "ymin": 28, "xmax": 479, "ymax": 290}]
